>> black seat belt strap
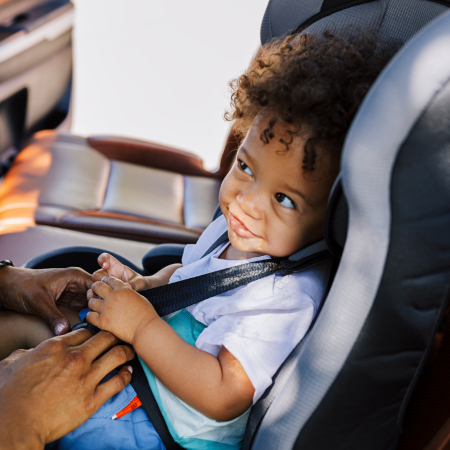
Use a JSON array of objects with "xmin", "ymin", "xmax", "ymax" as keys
[
  {"xmin": 130, "ymin": 356, "xmax": 184, "ymax": 450},
  {"xmin": 139, "ymin": 259, "xmax": 282, "ymax": 316}
]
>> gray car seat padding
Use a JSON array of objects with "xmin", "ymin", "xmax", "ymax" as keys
[
  {"xmin": 261, "ymin": 0, "xmax": 449, "ymax": 48},
  {"xmin": 249, "ymin": 10, "xmax": 450, "ymax": 450},
  {"xmin": 323, "ymin": 176, "xmax": 349, "ymax": 257}
]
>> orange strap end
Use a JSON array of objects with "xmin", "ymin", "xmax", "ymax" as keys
[{"xmin": 111, "ymin": 395, "xmax": 143, "ymax": 420}]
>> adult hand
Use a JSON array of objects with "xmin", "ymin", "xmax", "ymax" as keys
[
  {"xmin": 0, "ymin": 266, "xmax": 92, "ymax": 335},
  {"xmin": 0, "ymin": 329, "xmax": 134, "ymax": 450}
]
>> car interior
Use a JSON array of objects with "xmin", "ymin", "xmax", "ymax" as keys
[{"xmin": 1, "ymin": 0, "xmax": 450, "ymax": 449}]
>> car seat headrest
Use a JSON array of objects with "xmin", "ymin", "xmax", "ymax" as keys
[
  {"xmin": 323, "ymin": 174, "xmax": 348, "ymax": 257},
  {"xmin": 280, "ymin": 239, "xmax": 330, "ymax": 272},
  {"xmin": 251, "ymin": 9, "xmax": 450, "ymax": 449},
  {"xmin": 261, "ymin": 0, "xmax": 449, "ymax": 48}
]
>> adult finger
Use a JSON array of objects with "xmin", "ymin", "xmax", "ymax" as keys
[
  {"xmin": 91, "ymin": 281, "xmax": 112, "ymax": 299},
  {"xmin": 92, "ymin": 268, "xmax": 108, "ymax": 282},
  {"xmin": 0, "ymin": 348, "xmax": 29, "ymax": 366},
  {"xmin": 32, "ymin": 296, "xmax": 71, "ymax": 336},
  {"xmin": 91, "ymin": 345, "xmax": 135, "ymax": 383},
  {"xmin": 54, "ymin": 328, "xmax": 93, "ymax": 348},
  {"xmin": 77, "ymin": 330, "xmax": 120, "ymax": 361},
  {"xmin": 94, "ymin": 365, "xmax": 133, "ymax": 408},
  {"xmin": 62, "ymin": 267, "xmax": 94, "ymax": 292}
]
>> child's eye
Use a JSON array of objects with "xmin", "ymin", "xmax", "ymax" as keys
[
  {"xmin": 238, "ymin": 160, "xmax": 253, "ymax": 176},
  {"xmin": 275, "ymin": 193, "xmax": 295, "ymax": 209}
]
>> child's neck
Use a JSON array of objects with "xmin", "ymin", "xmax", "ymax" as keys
[{"xmin": 219, "ymin": 243, "xmax": 263, "ymax": 261}]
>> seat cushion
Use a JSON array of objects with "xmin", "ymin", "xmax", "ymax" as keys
[
  {"xmin": 0, "ymin": 224, "xmax": 153, "ymax": 268},
  {"xmin": 0, "ymin": 131, "xmax": 222, "ymax": 244}
]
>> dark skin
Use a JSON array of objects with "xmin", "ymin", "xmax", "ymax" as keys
[
  {"xmin": 0, "ymin": 266, "xmax": 92, "ymax": 335},
  {"xmin": 0, "ymin": 329, "xmax": 135, "ymax": 450}
]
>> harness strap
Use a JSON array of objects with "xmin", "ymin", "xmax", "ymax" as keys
[
  {"xmin": 201, "ymin": 230, "xmax": 228, "ymax": 258},
  {"xmin": 139, "ymin": 259, "xmax": 282, "ymax": 316},
  {"xmin": 130, "ymin": 357, "xmax": 184, "ymax": 450}
]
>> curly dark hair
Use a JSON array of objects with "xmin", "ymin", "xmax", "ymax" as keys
[{"xmin": 225, "ymin": 30, "xmax": 396, "ymax": 171}]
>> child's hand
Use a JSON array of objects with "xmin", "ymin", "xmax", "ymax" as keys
[
  {"xmin": 86, "ymin": 277, "xmax": 157, "ymax": 345},
  {"xmin": 93, "ymin": 253, "xmax": 150, "ymax": 291}
]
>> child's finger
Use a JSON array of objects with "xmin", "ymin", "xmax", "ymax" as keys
[
  {"xmin": 86, "ymin": 311, "xmax": 100, "ymax": 327},
  {"xmin": 92, "ymin": 281, "xmax": 113, "ymax": 299},
  {"xmin": 128, "ymin": 276, "xmax": 149, "ymax": 292},
  {"xmin": 100, "ymin": 276, "xmax": 128, "ymax": 291},
  {"xmin": 88, "ymin": 297, "xmax": 103, "ymax": 313},
  {"xmin": 92, "ymin": 269, "xmax": 108, "ymax": 282},
  {"xmin": 98, "ymin": 253, "xmax": 129, "ymax": 279},
  {"xmin": 87, "ymin": 289, "xmax": 94, "ymax": 301},
  {"xmin": 97, "ymin": 253, "xmax": 111, "ymax": 270}
]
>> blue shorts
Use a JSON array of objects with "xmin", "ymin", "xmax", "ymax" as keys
[{"xmin": 46, "ymin": 379, "xmax": 165, "ymax": 450}]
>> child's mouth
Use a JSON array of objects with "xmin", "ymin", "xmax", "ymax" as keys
[{"xmin": 229, "ymin": 213, "xmax": 256, "ymax": 238}]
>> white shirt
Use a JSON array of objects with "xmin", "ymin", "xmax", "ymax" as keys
[{"xmin": 170, "ymin": 215, "xmax": 332, "ymax": 403}]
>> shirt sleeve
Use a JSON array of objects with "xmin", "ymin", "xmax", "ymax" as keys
[{"xmin": 194, "ymin": 289, "xmax": 317, "ymax": 403}]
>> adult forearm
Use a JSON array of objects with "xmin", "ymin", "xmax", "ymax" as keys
[{"xmin": 133, "ymin": 318, "xmax": 253, "ymax": 421}]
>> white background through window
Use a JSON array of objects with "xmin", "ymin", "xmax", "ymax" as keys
[{"xmin": 71, "ymin": 0, "xmax": 268, "ymax": 169}]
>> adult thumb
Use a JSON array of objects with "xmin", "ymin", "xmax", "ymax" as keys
[{"xmin": 35, "ymin": 300, "xmax": 71, "ymax": 336}]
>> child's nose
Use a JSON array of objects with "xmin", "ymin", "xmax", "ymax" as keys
[{"xmin": 237, "ymin": 190, "xmax": 263, "ymax": 219}]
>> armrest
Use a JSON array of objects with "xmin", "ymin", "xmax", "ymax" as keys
[{"xmin": 87, "ymin": 135, "xmax": 221, "ymax": 179}]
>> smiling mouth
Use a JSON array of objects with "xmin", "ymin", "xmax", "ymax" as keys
[{"xmin": 229, "ymin": 212, "xmax": 257, "ymax": 238}]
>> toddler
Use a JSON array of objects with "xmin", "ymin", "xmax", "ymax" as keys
[{"xmin": 0, "ymin": 31, "xmax": 394, "ymax": 449}]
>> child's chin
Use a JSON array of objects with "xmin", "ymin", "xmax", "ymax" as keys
[{"xmin": 229, "ymin": 235, "xmax": 261, "ymax": 253}]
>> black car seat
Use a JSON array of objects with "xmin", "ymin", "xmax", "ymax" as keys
[{"xmin": 242, "ymin": 5, "xmax": 450, "ymax": 450}]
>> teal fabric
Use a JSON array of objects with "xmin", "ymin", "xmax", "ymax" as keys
[{"xmin": 140, "ymin": 309, "xmax": 246, "ymax": 450}]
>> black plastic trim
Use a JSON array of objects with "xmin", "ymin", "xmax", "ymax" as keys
[
  {"xmin": 291, "ymin": 0, "xmax": 450, "ymax": 36},
  {"xmin": 291, "ymin": 0, "xmax": 377, "ymax": 35}
]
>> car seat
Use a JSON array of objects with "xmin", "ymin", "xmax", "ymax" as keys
[
  {"xmin": 27, "ymin": 4, "xmax": 450, "ymax": 449},
  {"xmin": 0, "ymin": 0, "xmax": 447, "ymax": 269},
  {"xmin": 245, "ymin": 4, "xmax": 450, "ymax": 449}
]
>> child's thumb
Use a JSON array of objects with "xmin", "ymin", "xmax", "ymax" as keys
[
  {"xmin": 127, "ymin": 276, "xmax": 149, "ymax": 292},
  {"xmin": 97, "ymin": 253, "xmax": 113, "ymax": 270}
]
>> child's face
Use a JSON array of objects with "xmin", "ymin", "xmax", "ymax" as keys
[{"xmin": 219, "ymin": 116, "xmax": 338, "ymax": 258}]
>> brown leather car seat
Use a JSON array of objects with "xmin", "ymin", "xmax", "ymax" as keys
[{"xmin": 0, "ymin": 128, "xmax": 237, "ymax": 245}]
